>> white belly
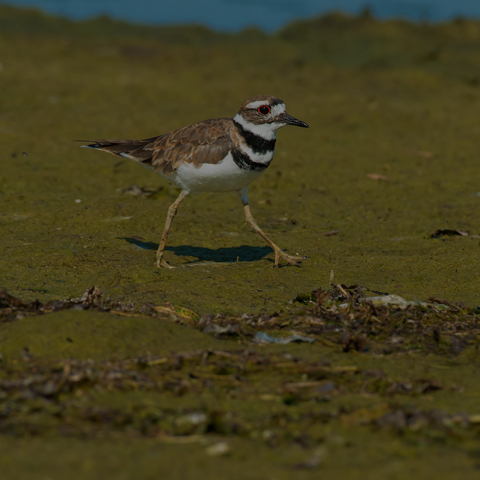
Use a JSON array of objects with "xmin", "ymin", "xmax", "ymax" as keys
[{"xmin": 163, "ymin": 152, "xmax": 270, "ymax": 193}]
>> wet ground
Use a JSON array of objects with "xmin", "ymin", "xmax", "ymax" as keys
[{"xmin": 0, "ymin": 5, "xmax": 480, "ymax": 478}]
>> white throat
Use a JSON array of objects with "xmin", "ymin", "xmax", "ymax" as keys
[{"xmin": 234, "ymin": 114, "xmax": 280, "ymax": 141}]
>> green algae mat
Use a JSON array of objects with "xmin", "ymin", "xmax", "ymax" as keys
[{"xmin": 1, "ymin": 5, "xmax": 480, "ymax": 479}]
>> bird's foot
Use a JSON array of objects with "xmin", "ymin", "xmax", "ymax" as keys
[
  {"xmin": 273, "ymin": 248, "xmax": 306, "ymax": 267},
  {"xmin": 156, "ymin": 256, "xmax": 174, "ymax": 269}
]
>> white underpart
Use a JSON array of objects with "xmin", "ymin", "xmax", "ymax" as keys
[
  {"xmin": 234, "ymin": 114, "xmax": 284, "ymax": 141},
  {"xmin": 164, "ymin": 152, "xmax": 265, "ymax": 194}
]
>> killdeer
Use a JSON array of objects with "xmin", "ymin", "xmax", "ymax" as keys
[{"xmin": 83, "ymin": 95, "xmax": 309, "ymax": 268}]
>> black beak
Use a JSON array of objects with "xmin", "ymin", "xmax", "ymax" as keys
[{"xmin": 282, "ymin": 112, "xmax": 309, "ymax": 128}]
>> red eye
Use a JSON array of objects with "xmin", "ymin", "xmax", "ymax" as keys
[{"xmin": 258, "ymin": 105, "xmax": 270, "ymax": 115}]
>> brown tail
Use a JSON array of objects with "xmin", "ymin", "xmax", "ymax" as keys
[{"xmin": 81, "ymin": 137, "xmax": 159, "ymax": 164}]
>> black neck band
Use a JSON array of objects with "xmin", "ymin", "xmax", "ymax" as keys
[
  {"xmin": 234, "ymin": 120, "xmax": 276, "ymax": 154},
  {"xmin": 231, "ymin": 148, "xmax": 271, "ymax": 171}
]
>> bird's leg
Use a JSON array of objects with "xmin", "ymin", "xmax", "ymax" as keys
[
  {"xmin": 156, "ymin": 190, "xmax": 188, "ymax": 268},
  {"xmin": 238, "ymin": 186, "xmax": 303, "ymax": 267},
  {"xmin": 243, "ymin": 204, "xmax": 304, "ymax": 266}
]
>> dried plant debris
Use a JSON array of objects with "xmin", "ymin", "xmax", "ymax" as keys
[
  {"xmin": 374, "ymin": 406, "xmax": 472, "ymax": 435},
  {"xmin": 0, "ymin": 286, "xmax": 107, "ymax": 322},
  {"xmin": 119, "ymin": 184, "xmax": 163, "ymax": 197},
  {"xmin": 1, "ymin": 284, "xmax": 480, "ymax": 444},
  {"xmin": 430, "ymin": 229, "xmax": 480, "ymax": 239},
  {"xmin": 1, "ymin": 344, "xmax": 479, "ymax": 447},
  {"xmin": 0, "ymin": 347, "xmax": 468, "ymax": 441},
  {"xmin": 252, "ymin": 331, "xmax": 315, "ymax": 344},
  {"xmin": 289, "ymin": 284, "xmax": 479, "ymax": 356},
  {"xmin": 366, "ymin": 173, "xmax": 390, "ymax": 181},
  {"xmin": 1, "ymin": 284, "xmax": 479, "ymax": 357},
  {"xmin": 405, "ymin": 148, "xmax": 435, "ymax": 159}
]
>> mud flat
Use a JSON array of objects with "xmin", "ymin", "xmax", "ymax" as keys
[{"xmin": 1, "ymin": 6, "xmax": 480, "ymax": 478}]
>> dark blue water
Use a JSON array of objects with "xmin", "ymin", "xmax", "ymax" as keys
[{"xmin": 2, "ymin": 0, "xmax": 480, "ymax": 32}]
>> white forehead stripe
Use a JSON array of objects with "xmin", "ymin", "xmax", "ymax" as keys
[
  {"xmin": 271, "ymin": 104, "xmax": 286, "ymax": 116},
  {"xmin": 246, "ymin": 100, "xmax": 270, "ymax": 109}
]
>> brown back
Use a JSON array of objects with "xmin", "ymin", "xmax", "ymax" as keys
[{"xmin": 87, "ymin": 118, "xmax": 234, "ymax": 175}]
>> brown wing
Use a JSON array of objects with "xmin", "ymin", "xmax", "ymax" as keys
[{"xmin": 84, "ymin": 118, "xmax": 233, "ymax": 176}]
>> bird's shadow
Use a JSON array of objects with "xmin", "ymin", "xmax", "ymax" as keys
[{"xmin": 122, "ymin": 237, "xmax": 272, "ymax": 263}]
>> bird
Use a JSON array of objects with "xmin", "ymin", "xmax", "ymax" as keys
[{"xmin": 82, "ymin": 95, "xmax": 309, "ymax": 268}]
